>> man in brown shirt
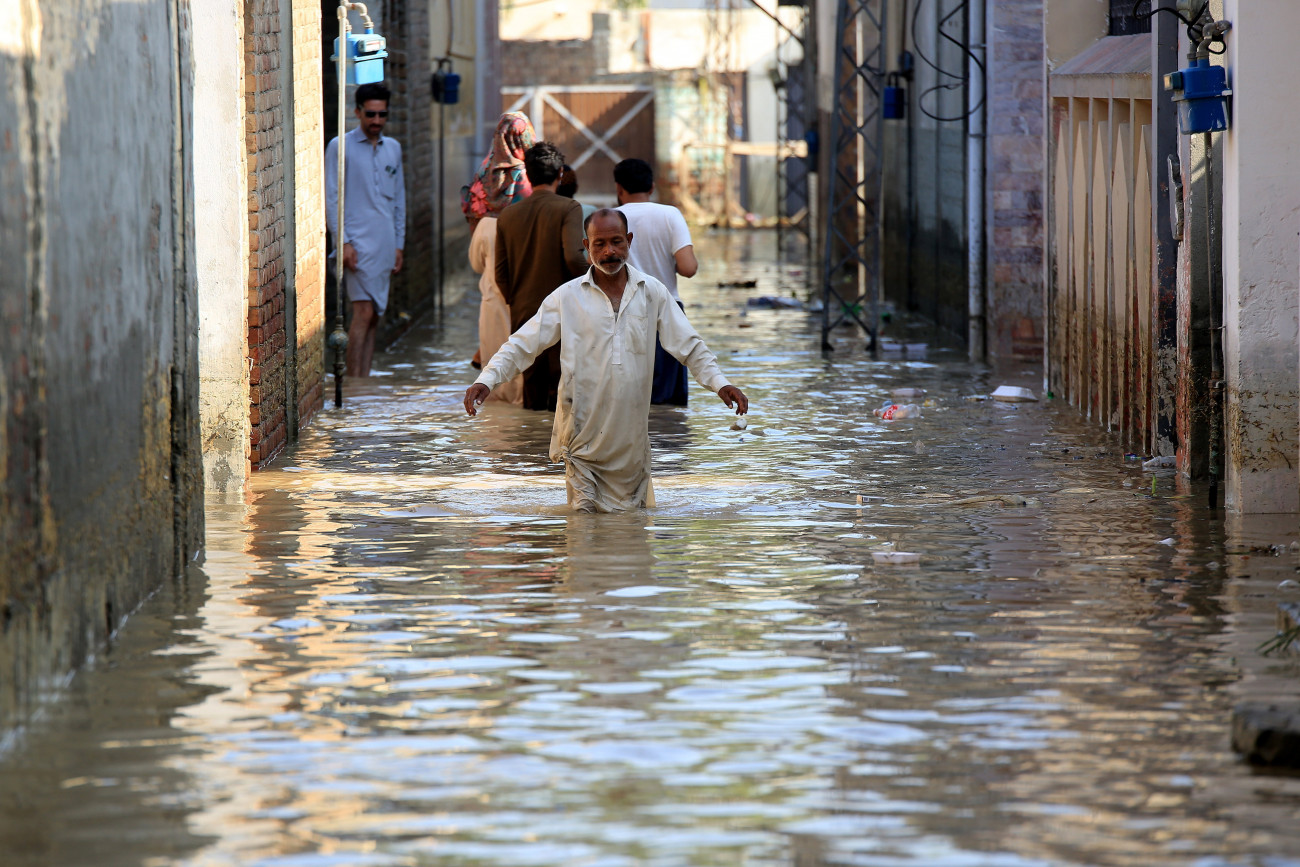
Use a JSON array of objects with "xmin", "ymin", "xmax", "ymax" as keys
[{"xmin": 495, "ymin": 142, "xmax": 588, "ymax": 410}]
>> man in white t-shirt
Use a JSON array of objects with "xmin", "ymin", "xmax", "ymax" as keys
[{"xmin": 615, "ymin": 158, "xmax": 699, "ymax": 405}]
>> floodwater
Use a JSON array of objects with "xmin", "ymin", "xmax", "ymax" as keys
[{"xmin": 3, "ymin": 232, "xmax": 1300, "ymax": 867}]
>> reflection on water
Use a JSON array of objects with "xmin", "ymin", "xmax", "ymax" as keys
[{"xmin": 2, "ymin": 232, "xmax": 1300, "ymax": 866}]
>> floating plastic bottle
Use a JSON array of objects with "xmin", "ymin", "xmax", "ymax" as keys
[{"xmin": 875, "ymin": 403, "xmax": 922, "ymax": 420}]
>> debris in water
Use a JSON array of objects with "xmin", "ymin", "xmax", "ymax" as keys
[
  {"xmin": 718, "ymin": 278, "xmax": 759, "ymax": 288},
  {"xmin": 872, "ymin": 551, "xmax": 921, "ymax": 565},
  {"xmin": 1142, "ymin": 455, "xmax": 1176, "ymax": 470},
  {"xmin": 991, "ymin": 385, "xmax": 1038, "ymax": 402},
  {"xmin": 892, "ymin": 387, "xmax": 926, "ymax": 399},
  {"xmin": 875, "ymin": 403, "xmax": 922, "ymax": 420},
  {"xmin": 945, "ymin": 493, "xmax": 1039, "ymax": 508},
  {"xmin": 731, "ymin": 416, "xmax": 748, "ymax": 430},
  {"xmin": 746, "ymin": 295, "xmax": 803, "ymax": 309},
  {"xmin": 1159, "ymin": 537, "xmax": 1176, "ymax": 546}
]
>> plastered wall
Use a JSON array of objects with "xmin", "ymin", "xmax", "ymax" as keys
[{"xmin": 0, "ymin": 0, "xmax": 203, "ymax": 728}]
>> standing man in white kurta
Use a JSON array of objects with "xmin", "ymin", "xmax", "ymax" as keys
[
  {"xmin": 463, "ymin": 210, "xmax": 749, "ymax": 512},
  {"xmin": 325, "ymin": 82, "xmax": 406, "ymax": 378}
]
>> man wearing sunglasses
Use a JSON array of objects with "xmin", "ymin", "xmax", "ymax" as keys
[{"xmin": 325, "ymin": 82, "xmax": 406, "ymax": 378}]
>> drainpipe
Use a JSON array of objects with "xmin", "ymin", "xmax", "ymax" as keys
[
  {"xmin": 1198, "ymin": 18, "xmax": 1231, "ymax": 509},
  {"xmin": 966, "ymin": 0, "xmax": 986, "ymax": 362}
]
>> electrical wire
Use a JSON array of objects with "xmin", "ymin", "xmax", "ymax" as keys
[
  {"xmin": 910, "ymin": 0, "xmax": 984, "ymax": 122},
  {"xmin": 1132, "ymin": 0, "xmax": 1225, "ymax": 53},
  {"xmin": 444, "ymin": 0, "xmax": 454, "ymax": 59}
]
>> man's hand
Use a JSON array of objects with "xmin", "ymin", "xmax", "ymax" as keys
[
  {"xmin": 464, "ymin": 383, "xmax": 490, "ymax": 416},
  {"xmin": 342, "ymin": 242, "xmax": 358, "ymax": 271},
  {"xmin": 393, "ymin": 248, "xmax": 404, "ymax": 274},
  {"xmin": 718, "ymin": 385, "xmax": 749, "ymax": 415}
]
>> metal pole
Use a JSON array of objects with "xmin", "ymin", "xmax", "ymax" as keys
[
  {"xmin": 966, "ymin": 0, "xmax": 986, "ymax": 363},
  {"xmin": 774, "ymin": 65, "xmax": 784, "ymax": 263},
  {"xmin": 1205, "ymin": 129, "xmax": 1223, "ymax": 510},
  {"xmin": 331, "ymin": 1, "xmax": 350, "ymax": 408},
  {"xmin": 437, "ymin": 63, "xmax": 447, "ymax": 316}
]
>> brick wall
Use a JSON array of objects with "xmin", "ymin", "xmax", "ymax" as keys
[
  {"xmin": 501, "ymin": 39, "xmax": 606, "ymax": 87},
  {"xmin": 378, "ymin": 0, "xmax": 434, "ymax": 336},
  {"xmin": 244, "ymin": 0, "xmax": 325, "ymax": 469},
  {"xmin": 245, "ymin": 0, "xmax": 290, "ymax": 467},
  {"xmin": 293, "ymin": 1, "xmax": 325, "ymax": 429},
  {"xmin": 986, "ymin": 1, "xmax": 1047, "ymax": 361}
]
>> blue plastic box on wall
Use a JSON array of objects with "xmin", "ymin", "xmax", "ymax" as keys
[
  {"xmin": 332, "ymin": 29, "xmax": 387, "ymax": 85},
  {"xmin": 882, "ymin": 85, "xmax": 905, "ymax": 120},
  {"xmin": 1164, "ymin": 58, "xmax": 1231, "ymax": 134}
]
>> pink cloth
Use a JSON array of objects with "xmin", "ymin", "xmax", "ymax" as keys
[{"xmin": 461, "ymin": 112, "xmax": 535, "ymax": 229}]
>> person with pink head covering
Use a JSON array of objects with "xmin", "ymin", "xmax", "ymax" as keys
[
  {"xmin": 461, "ymin": 112, "xmax": 535, "ymax": 230},
  {"xmin": 464, "ymin": 112, "xmax": 536, "ymax": 399}
]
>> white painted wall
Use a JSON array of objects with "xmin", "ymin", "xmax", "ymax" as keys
[
  {"xmin": 1222, "ymin": 0, "xmax": 1300, "ymax": 513},
  {"xmin": 193, "ymin": 0, "xmax": 250, "ymax": 495}
]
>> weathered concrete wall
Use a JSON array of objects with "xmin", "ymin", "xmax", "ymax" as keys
[
  {"xmin": 196, "ymin": 0, "xmax": 252, "ymax": 493},
  {"xmin": 0, "ymin": 0, "xmax": 203, "ymax": 727},
  {"xmin": 1221, "ymin": 0, "xmax": 1300, "ymax": 513}
]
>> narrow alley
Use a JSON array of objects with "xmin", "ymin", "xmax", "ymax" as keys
[{"xmin": 2, "ymin": 234, "xmax": 1298, "ymax": 866}]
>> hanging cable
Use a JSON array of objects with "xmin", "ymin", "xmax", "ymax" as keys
[
  {"xmin": 910, "ymin": 0, "xmax": 984, "ymax": 122},
  {"xmin": 1132, "ymin": 0, "xmax": 1225, "ymax": 52},
  {"xmin": 444, "ymin": 0, "xmax": 454, "ymax": 58}
]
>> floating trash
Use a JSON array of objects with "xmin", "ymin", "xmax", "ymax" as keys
[
  {"xmin": 991, "ymin": 385, "xmax": 1038, "ymax": 402},
  {"xmin": 872, "ymin": 551, "xmax": 921, "ymax": 565},
  {"xmin": 746, "ymin": 295, "xmax": 803, "ymax": 309},
  {"xmin": 875, "ymin": 404, "xmax": 922, "ymax": 420}
]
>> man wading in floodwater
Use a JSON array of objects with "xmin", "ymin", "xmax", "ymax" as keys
[{"xmin": 463, "ymin": 209, "xmax": 749, "ymax": 513}]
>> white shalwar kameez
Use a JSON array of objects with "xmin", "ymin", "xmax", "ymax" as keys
[{"xmin": 474, "ymin": 265, "xmax": 730, "ymax": 512}]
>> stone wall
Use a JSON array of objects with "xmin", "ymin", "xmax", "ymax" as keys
[
  {"xmin": 292, "ymin": 1, "xmax": 326, "ymax": 430},
  {"xmin": 378, "ymin": 0, "xmax": 435, "ymax": 337},
  {"xmin": 500, "ymin": 38, "xmax": 607, "ymax": 88},
  {"xmin": 245, "ymin": 0, "xmax": 291, "ymax": 467},
  {"xmin": 244, "ymin": 0, "xmax": 325, "ymax": 470},
  {"xmin": 0, "ymin": 0, "xmax": 203, "ymax": 728},
  {"xmin": 986, "ymin": 0, "xmax": 1047, "ymax": 361}
]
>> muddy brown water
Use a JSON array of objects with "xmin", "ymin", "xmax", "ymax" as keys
[{"xmin": 2, "ymin": 232, "xmax": 1299, "ymax": 866}]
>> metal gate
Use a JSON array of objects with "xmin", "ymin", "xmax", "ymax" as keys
[{"xmin": 502, "ymin": 86, "xmax": 656, "ymax": 203}]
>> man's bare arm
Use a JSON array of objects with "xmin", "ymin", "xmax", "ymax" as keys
[{"xmin": 674, "ymin": 245, "xmax": 698, "ymax": 278}]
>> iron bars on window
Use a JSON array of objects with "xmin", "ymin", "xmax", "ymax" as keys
[{"xmin": 821, "ymin": 0, "xmax": 886, "ymax": 355}]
